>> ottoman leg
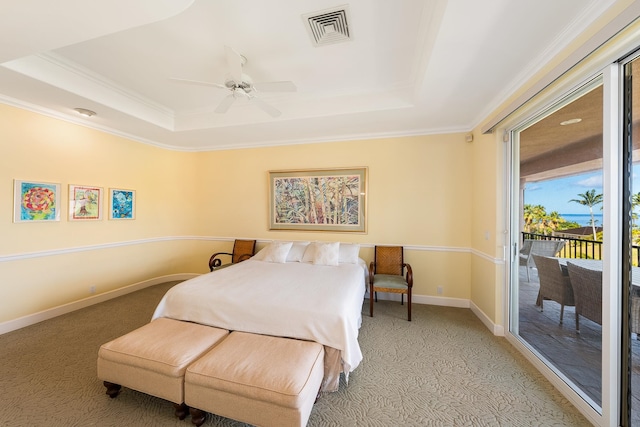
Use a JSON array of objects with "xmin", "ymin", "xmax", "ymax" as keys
[
  {"xmin": 103, "ymin": 381, "xmax": 121, "ymax": 398},
  {"xmin": 173, "ymin": 402, "xmax": 189, "ymax": 420},
  {"xmin": 190, "ymin": 407, "xmax": 206, "ymax": 427}
]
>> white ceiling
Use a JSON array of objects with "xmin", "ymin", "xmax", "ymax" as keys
[{"xmin": 0, "ymin": 0, "xmax": 616, "ymax": 151}]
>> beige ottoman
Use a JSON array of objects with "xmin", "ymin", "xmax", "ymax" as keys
[
  {"xmin": 97, "ymin": 318, "xmax": 229, "ymax": 419},
  {"xmin": 185, "ymin": 331, "xmax": 325, "ymax": 427}
]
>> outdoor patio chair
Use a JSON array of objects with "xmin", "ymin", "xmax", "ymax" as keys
[
  {"xmin": 566, "ymin": 262, "xmax": 602, "ymax": 333},
  {"xmin": 519, "ymin": 239, "xmax": 566, "ymax": 281},
  {"xmin": 208, "ymin": 239, "xmax": 256, "ymax": 271},
  {"xmin": 532, "ymin": 255, "xmax": 575, "ymax": 324}
]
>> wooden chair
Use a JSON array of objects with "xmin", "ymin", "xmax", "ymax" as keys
[
  {"xmin": 566, "ymin": 262, "xmax": 602, "ymax": 333},
  {"xmin": 208, "ymin": 239, "xmax": 256, "ymax": 271},
  {"xmin": 369, "ymin": 246, "xmax": 413, "ymax": 321},
  {"xmin": 532, "ymin": 255, "xmax": 575, "ymax": 324},
  {"xmin": 519, "ymin": 239, "xmax": 565, "ymax": 281}
]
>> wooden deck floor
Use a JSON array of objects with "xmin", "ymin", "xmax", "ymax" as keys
[{"xmin": 517, "ymin": 265, "xmax": 640, "ymax": 423}]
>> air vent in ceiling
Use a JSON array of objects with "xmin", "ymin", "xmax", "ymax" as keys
[{"xmin": 302, "ymin": 5, "xmax": 351, "ymax": 47}]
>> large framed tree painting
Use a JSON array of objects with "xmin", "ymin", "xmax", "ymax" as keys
[{"xmin": 269, "ymin": 167, "xmax": 367, "ymax": 232}]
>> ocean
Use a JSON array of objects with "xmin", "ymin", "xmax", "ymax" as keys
[{"xmin": 561, "ymin": 213, "xmax": 604, "ymax": 227}]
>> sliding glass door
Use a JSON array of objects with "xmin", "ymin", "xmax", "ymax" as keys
[
  {"xmin": 510, "ymin": 80, "xmax": 604, "ymax": 410},
  {"xmin": 508, "ymin": 52, "xmax": 640, "ymax": 425}
]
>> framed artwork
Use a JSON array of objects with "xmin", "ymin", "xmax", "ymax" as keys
[
  {"xmin": 109, "ymin": 188, "xmax": 136, "ymax": 220},
  {"xmin": 68, "ymin": 185, "xmax": 103, "ymax": 221},
  {"xmin": 269, "ymin": 167, "xmax": 367, "ymax": 232},
  {"xmin": 13, "ymin": 180, "xmax": 61, "ymax": 222}
]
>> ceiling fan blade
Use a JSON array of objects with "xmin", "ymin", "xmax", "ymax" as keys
[
  {"xmin": 215, "ymin": 94, "xmax": 236, "ymax": 114},
  {"xmin": 225, "ymin": 45, "xmax": 244, "ymax": 83},
  {"xmin": 170, "ymin": 77, "xmax": 226, "ymax": 90},
  {"xmin": 250, "ymin": 96, "xmax": 281, "ymax": 118},
  {"xmin": 252, "ymin": 81, "xmax": 297, "ymax": 92}
]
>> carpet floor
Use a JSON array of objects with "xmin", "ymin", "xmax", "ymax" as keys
[{"xmin": 0, "ymin": 281, "xmax": 590, "ymax": 426}]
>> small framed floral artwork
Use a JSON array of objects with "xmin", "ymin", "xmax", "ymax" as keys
[
  {"xmin": 13, "ymin": 180, "xmax": 61, "ymax": 222},
  {"xmin": 109, "ymin": 188, "xmax": 136, "ymax": 220},
  {"xmin": 69, "ymin": 185, "xmax": 103, "ymax": 221}
]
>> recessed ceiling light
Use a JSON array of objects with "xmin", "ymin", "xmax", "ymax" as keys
[
  {"xmin": 74, "ymin": 108, "xmax": 96, "ymax": 117},
  {"xmin": 560, "ymin": 118, "xmax": 581, "ymax": 126}
]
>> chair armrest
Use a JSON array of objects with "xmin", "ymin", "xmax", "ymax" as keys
[
  {"xmin": 368, "ymin": 262, "xmax": 375, "ymax": 285},
  {"xmin": 209, "ymin": 252, "xmax": 232, "ymax": 271},
  {"xmin": 403, "ymin": 263, "xmax": 413, "ymax": 287}
]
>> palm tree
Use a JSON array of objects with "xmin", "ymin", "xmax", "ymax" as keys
[
  {"xmin": 523, "ymin": 204, "xmax": 546, "ymax": 234},
  {"xmin": 569, "ymin": 189, "xmax": 603, "ymax": 240}
]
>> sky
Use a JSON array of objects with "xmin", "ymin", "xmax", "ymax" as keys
[{"xmin": 524, "ymin": 164, "xmax": 640, "ymax": 215}]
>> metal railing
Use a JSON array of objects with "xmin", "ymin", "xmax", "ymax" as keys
[{"xmin": 521, "ymin": 232, "xmax": 640, "ymax": 265}]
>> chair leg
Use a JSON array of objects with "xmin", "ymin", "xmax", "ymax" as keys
[
  {"xmin": 575, "ymin": 313, "xmax": 580, "ymax": 333},
  {"xmin": 401, "ymin": 294, "xmax": 404, "ymax": 305},
  {"xmin": 559, "ymin": 304, "xmax": 564, "ymax": 324},
  {"xmin": 407, "ymin": 292, "xmax": 411, "ymax": 322},
  {"xmin": 369, "ymin": 285, "xmax": 374, "ymax": 317}
]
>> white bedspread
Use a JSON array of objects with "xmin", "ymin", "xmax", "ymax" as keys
[{"xmin": 152, "ymin": 259, "xmax": 367, "ymax": 374}]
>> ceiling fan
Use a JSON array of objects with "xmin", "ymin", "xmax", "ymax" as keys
[{"xmin": 171, "ymin": 46, "xmax": 296, "ymax": 117}]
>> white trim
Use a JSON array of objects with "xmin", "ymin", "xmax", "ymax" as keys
[
  {"xmin": 0, "ymin": 273, "xmax": 198, "ymax": 335},
  {"xmin": 601, "ymin": 62, "xmax": 622, "ymax": 427},
  {"xmin": 0, "ymin": 236, "xmax": 486, "ymax": 263}
]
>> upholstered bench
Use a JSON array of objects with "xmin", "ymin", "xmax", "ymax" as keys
[
  {"xmin": 185, "ymin": 331, "xmax": 325, "ymax": 427},
  {"xmin": 97, "ymin": 318, "xmax": 229, "ymax": 419}
]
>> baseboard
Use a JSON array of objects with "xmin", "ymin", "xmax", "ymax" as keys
[
  {"xmin": 372, "ymin": 292, "xmax": 504, "ymax": 336},
  {"xmin": 0, "ymin": 273, "xmax": 198, "ymax": 335},
  {"xmin": 470, "ymin": 300, "xmax": 505, "ymax": 336}
]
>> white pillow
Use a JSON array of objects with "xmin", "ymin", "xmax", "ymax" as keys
[
  {"xmin": 312, "ymin": 241, "xmax": 340, "ymax": 266},
  {"xmin": 338, "ymin": 243, "xmax": 360, "ymax": 264},
  {"xmin": 262, "ymin": 241, "xmax": 293, "ymax": 263},
  {"xmin": 252, "ymin": 241, "xmax": 293, "ymax": 263},
  {"xmin": 286, "ymin": 241, "xmax": 310, "ymax": 262},
  {"xmin": 301, "ymin": 242, "xmax": 317, "ymax": 263}
]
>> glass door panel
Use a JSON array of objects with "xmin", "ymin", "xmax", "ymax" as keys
[{"xmin": 512, "ymin": 81, "xmax": 604, "ymax": 410}]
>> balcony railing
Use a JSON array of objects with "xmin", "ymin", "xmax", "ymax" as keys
[{"xmin": 521, "ymin": 232, "xmax": 640, "ymax": 265}]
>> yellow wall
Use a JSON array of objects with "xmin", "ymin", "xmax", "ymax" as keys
[{"xmin": 0, "ymin": 103, "xmax": 478, "ymax": 324}]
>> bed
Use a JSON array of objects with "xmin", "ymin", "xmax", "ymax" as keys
[{"xmin": 151, "ymin": 241, "xmax": 367, "ymax": 392}]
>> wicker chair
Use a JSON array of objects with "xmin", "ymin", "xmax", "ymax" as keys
[
  {"xmin": 519, "ymin": 239, "xmax": 566, "ymax": 282},
  {"xmin": 208, "ymin": 239, "xmax": 256, "ymax": 271},
  {"xmin": 566, "ymin": 262, "xmax": 602, "ymax": 333},
  {"xmin": 369, "ymin": 246, "xmax": 413, "ymax": 321},
  {"xmin": 532, "ymin": 255, "xmax": 575, "ymax": 324}
]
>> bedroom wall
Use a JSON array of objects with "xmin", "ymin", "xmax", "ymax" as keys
[
  {"xmin": 0, "ymin": 102, "xmax": 479, "ymax": 328},
  {"xmin": 193, "ymin": 135, "xmax": 474, "ymax": 303},
  {"xmin": 0, "ymin": 103, "xmax": 206, "ymax": 324}
]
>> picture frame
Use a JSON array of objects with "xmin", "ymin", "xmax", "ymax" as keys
[
  {"xmin": 13, "ymin": 180, "xmax": 61, "ymax": 222},
  {"xmin": 109, "ymin": 188, "xmax": 136, "ymax": 220},
  {"xmin": 68, "ymin": 185, "xmax": 103, "ymax": 221},
  {"xmin": 269, "ymin": 167, "xmax": 367, "ymax": 232}
]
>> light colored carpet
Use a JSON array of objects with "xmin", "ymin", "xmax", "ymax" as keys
[{"xmin": 0, "ymin": 282, "xmax": 590, "ymax": 426}]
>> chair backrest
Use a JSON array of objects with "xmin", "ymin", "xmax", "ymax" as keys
[
  {"xmin": 520, "ymin": 239, "xmax": 534, "ymax": 255},
  {"xmin": 530, "ymin": 240, "xmax": 565, "ymax": 258},
  {"xmin": 532, "ymin": 255, "xmax": 574, "ymax": 304},
  {"xmin": 566, "ymin": 262, "xmax": 602, "ymax": 325},
  {"xmin": 374, "ymin": 246, "xmax": 404, "ymax": 276},
  {"xmin": 232, "ymin": 239, "xmax": 256, "ymax": 264}
]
